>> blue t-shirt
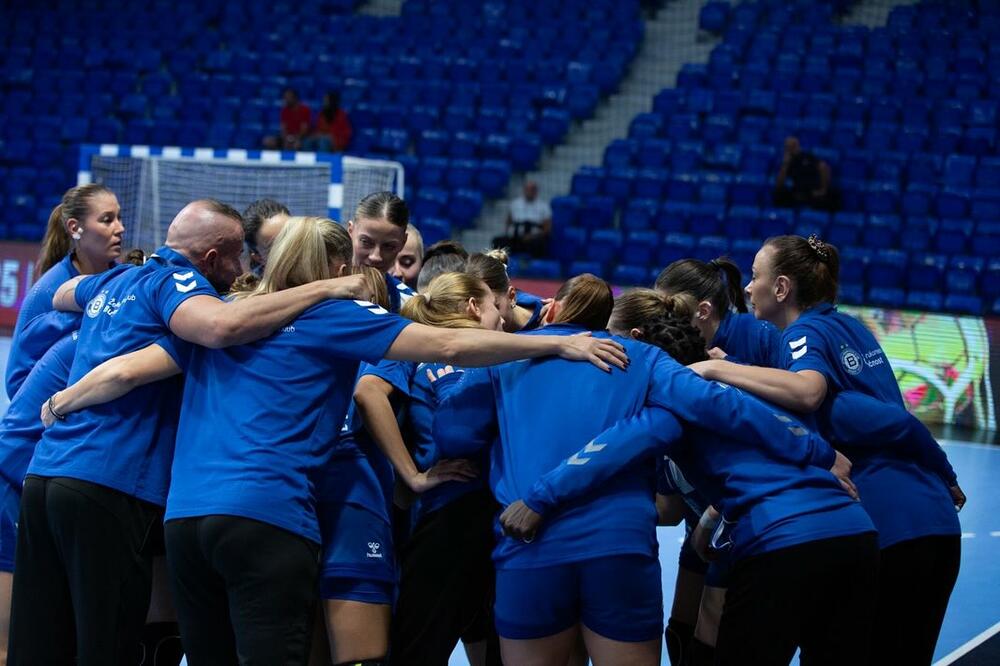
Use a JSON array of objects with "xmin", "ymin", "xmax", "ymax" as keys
[
  {"xmin": 166, "ymin": 299, "xmax": 410, "ymax": 543},
  {"xmin": 0, "ymin": 332, "xmax": 77, "ymax": 495},
  {"xmin": 782, "ymin": 303, "xmax": 960, "ymax": 547},
  {"xmin": 711, "ymin": 311, "xmax": 781, "ymax": 368},
  {"xmin": 387, "ymin": 273, "xmax": 415, "ymax": 313},
  {"xmin": 371, "ymin": 359, "xmax": 488, "ymax": 522},
  {"xmin": 5, "ymin": 254, "xmax": 80, "ymax": 398},
  {"xmin": 515, "ymin": 291, "xmax": 545, "ymax": 331},
  {"xmin": 433, "ymin": 324, "xmax": 836, "ymax": 570},
  {"xmin": 28, "ymin": 247, "xmax": 213, "ymax": 505}
]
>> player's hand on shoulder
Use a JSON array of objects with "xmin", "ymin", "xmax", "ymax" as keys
[
  {"xmin": 707, "ymin": 347, "xmax": 728, "ymax": 360},
  {"xmin": 562, "ymin": 332, "xmax": 628, "ymax": 372},
  {"xmin": 950, "ymin": 484, "xmax": 967, "ymax": 511},
  {"xmin": 325, "ymin": 273, "xmax": 373, "ymax": 302},
  {"xmin": 499, "ymin": 500, "xmax": 542, "ymax": 543}
]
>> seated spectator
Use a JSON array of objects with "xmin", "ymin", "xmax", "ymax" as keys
[
  {"xmin": 263, "ymin": 88, "xmax": 312, "ymax": 150},
  {"xmin": 303, "ymin": 92, "xmax": 353, "ymax": 153},
  {"xmin": 773, "ymin": 136, "xmax": 840, "ymax": 211},
  {"xmin": 492, "ymin": 181, "xmax": 552, "ymax": 258}
]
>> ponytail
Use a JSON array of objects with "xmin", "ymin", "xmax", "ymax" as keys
[
  {"xmin": 552, "ymin": 274, "xmax": 614, "ymax": 331},
  {"xmin": 37, "ymin": 183, "xmax": 115, "ymax": 275},
  {"xmin": 355, "ymin": 264, "xmax": 390, "ymax": 311},
  {"xmin": 763, "ymin": 235, "xmax": 840, "ymax": 309},
  {"xmin": 401, "ymin": 272, "xmax": 490, "ymax": 329},
  {"xmin": 655, "ymin": 257, "xmax": 747, "ymax": 316}
]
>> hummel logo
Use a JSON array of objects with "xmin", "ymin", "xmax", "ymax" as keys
[{"xmin": 567, "ymin": 440, "xmax": 607, "ymax": 466}]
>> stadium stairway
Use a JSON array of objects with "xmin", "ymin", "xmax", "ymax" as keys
[
  {"xmin": 461, "ymin": 0, "xmax": 720, "ymax": 252},
  {"xmin": 357, "ymin": 0, "xmax": 404, "ymax": 16}
]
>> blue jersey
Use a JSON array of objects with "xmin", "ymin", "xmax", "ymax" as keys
[
  {"xmin": 28, "ymin": 247, "xmax": 212, "ymax": 505},
  {"xmin": 523, "ymin": 390, "xmax": 873, "ymax": 562},
  {"xmin": 387, "ymin": 273, "xmax": 415, "ymax": 313},
  {"xmin": 782, "ymin": 303, "xmax": 960, "ymax": 547},
  {"xmin": 167, "ymin": 299, "xmax": 410, "ymax": 543},
  {"xmin": 515, "ymin": 291, "xmax": 545, "ymax": 331},
  {"xmin": 371, "ymin": 359, "xmax": 488, "ymax": 522},
  {"xmin": 711, "ymin": 311, "xmax": 781, "ymax": 368},
  {"xmin": 433, "ymin": 324, "xmax": 836, "ymax": 570},
  {"xmin": 0, "ymin": 333, "xmax": 77, "ymax": 497},
  {"xmin": 5, "ymin": 254, "xmax": 79, "ymax": 398}
]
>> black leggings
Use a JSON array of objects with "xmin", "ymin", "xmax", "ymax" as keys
[
  {"xmin": 870, "ymin": 534, "xmax": 961, "ymax": 666},
  {"xmin": 390, "ymin": 490, "xmax": 501, "ymax": 666},
  {"xmin": 716, "ymin": 533, "xmax": 880, "ymax": 666},
  {"xmin": 164, "ymin": 515, "xmax": 319, "ymax": 666},
  {"xmin": 9, "ymin": 476, "xmax": 162, "ymax": 666}
]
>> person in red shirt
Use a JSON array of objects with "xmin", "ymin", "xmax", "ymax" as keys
[
  {"xmin": 264, "ymin": 88, "xmax": 312, "ymax": 150},
  {"xmin": 304, "ymin": 92, "xmax": 353, "ymax": 153}
]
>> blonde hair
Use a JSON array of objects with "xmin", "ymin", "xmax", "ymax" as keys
[
  {"xmin": 401, "ymin": 272, "xmax": 491, "ymax": 329},
  {"xmin": 552, "ymin": 273, "xmax": 614, "ymax": 331},
  {"xmin": 607, "ymin": 289, "xmax": 699, "ymax": 336},
  {"xmin": 231, "ymin": 216, "xmax": 352, "ymax": 299},
  {"xmin": 357, "ymin": 264, "xmax": 391, "ymax": 311}
]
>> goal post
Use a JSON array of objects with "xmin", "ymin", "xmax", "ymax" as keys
[{"xmin": 77, "ymin": 144, "xmax": 404, "ymax": 252}]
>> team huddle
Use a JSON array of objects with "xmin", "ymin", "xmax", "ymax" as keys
[{"xmin": 0, "ymin": 184, "xmax": 965, "ymax": 666}]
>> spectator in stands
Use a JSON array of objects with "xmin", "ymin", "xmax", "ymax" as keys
[
  {"xmin": 242, "ymin": 198, "xmax": 291, "ymax": 275},
  {"xmin": 391, "ymin": 224, "xmax": 424, "ymax": 290},
  {"xmin": 773, "ymin": 136, "xmax": 839, "ymax": 211},
  {"xmin": 263, "ymin": 88, "xmax": 312, "ymax": 151},
  {"xmin": 493, "ymin": 181, "xmax": 552, "ymax": 259},
  {"xmin": 304, "ymin": 92, "xmax": 353, "ymax": 153}
]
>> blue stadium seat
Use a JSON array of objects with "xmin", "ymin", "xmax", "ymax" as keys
[
  {"xmin": 658, "ymin": 202, "xmax": 692, "ymax": 234},
  {"xmin": 412, "ymin": 187, "xmax": 449, "ymax": 220},
  {"xmin": 946, "ymin": 255, "xmax": 984, "ymax": 294},
  {"xmin": 943, "ymin": 294, "xmax": 982, "ymax": 314},
  {"xmin": 972, "ymin": 222, "xmax": 1000, "ymax": 258},
  {"xmin": 901, "ymin": 184, "xmax": 936, "ymax": 218},
  {"xmin": 637, "ymin": 139, "xmax": 670, "ymax": 169},
  {"xmin": 604, "ymin": 139, "xmax": 636, "ymax": 169},
  {"xmin": 867, "ymin": 286, "xmax": 905, "ymax": 309},
  {"xmin": 419, "ymin": 157, "xmax": 449, "ymax": 188},
  {"xmin": 982, "ymin": 261, "xmax": 1000, "ymax": 302},
  {"xmin": 522, "ymin": 259, "xmax": 562, "ymax": 280},
  {"xmin": 612, "ymin": 264, "xmax": 651, "ymax": 287},
  {"xmin": 935, "ymin": 189, "xmax": 970, "ymax": 219},
  {"xmin": 551, "ymin": 195, "xmax": 580, "ymax": 230},
  {"xmin": 571, "ymin": 167, "xmax": 605, "ymax": 198},
  {"xmin": 906, "ymin": 290, "xmax": 944, "ymax": 312},
  {"xmin": 587, "ymin": 229, "xmax": 623, "ymax": 263},
  {"xmin": 552, "ymin": 226, "xmax": 588, "ymax": 264},
  {"xmin": 417, "ymin": 130, "xmax": 449, "ymax": 157},
  {"xmin": 667, "ymin": 175, "xmax": 698, "ymax": 203},
  {"xmin": 449, "ymin": 189, "xmax": 482, "ymax": 227},
  {"xmin": 907, "ymin": 253, "xmax": 947, "ymax": 292},
  {"xmin": 449, "ymin": 131, "xmax": 480, "ymax": 159},
  {"xmin": 604, "ymin": 168, "xmax": 636, "ymax": 204},
  {"xmin": 621, "ymin": 199, "xmax": 658, "ymax": 232},
  {"xmin": 568, "ymin": 260, "xmax": 606, "ymax": 279},
  {"xmin": 934, "ymin": 219, "xmax": 973, "ymax": 254},
  {"xmin": 510, "ymin": 134, "xmax": 542, "ymax": 171},
  {"xmin": 695, "ymin": 235, "xmax": 729, "ymax": 262},
  {"xmin": 622, "ymin": 230, "xmax": 659, "ymax": 266},
  {"xmin": 418, "ymin": 218, "xmax": 452, "ymax": 246},
  {"xmin": 943, "ymin": 155, "xmax": 977, "ymax": 189},
  {"xmin": 657, "ymin": 233, "xmax": 696, "ymax": 268},
  {"xmin": 580, "ymin": 196, "xmax": 616, "ymax": 230},
  {"xmin": 863, "ymin": 214, "xmax": 901, "ymax": 247},
  {"xmin": 477, "ymin": 159, "xmax": 512, "ymax": 198},
  {"xmin": 445, "ymin": 159, "xmax": 478, "ymax": 189},
  {"xmin": 539, "ymin": 108, "xmax": 571, "ymax": 145},
  {"xmin": 839, "ymin": 283, "xmax": 865, "ymax": 305},
  {"xmin": 866, "ymin": 248, "xmax": 908, "ymax": 289},
  {"xmin": 838, "ymin": 247, "xmax": 869, "ymax": 285},
  {"xmin": 699, "ymin": 2, "xmax": 730, "ymax": 33}
]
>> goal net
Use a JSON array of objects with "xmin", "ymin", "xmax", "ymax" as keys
[{"xmin": 78, "ymin": 145, "xmax": 404, "ymax": 253}]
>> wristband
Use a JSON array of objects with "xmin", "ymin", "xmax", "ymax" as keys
[{"xmin": 47, "ymin": 395, "xmax": 67, "ymax": 421}]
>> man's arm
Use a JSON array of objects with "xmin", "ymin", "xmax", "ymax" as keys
[
  {"xmin": 43, "ymin": 343, "xmax": 181, "ymax": 426},
  {"xmin": 168, "ymin": 274, "xmax": 371, "ymax": 348},
  {"xmin": 815, "ymin": 161, "xmax": 831, "ymax": 196}
]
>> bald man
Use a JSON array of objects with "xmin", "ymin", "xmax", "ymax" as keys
[{"xmin": 8, "ymin": 199, "xmax": 369, "ymax": 665}]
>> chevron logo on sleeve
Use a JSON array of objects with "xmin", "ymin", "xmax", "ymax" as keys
[
  {"xmin": 567, "ymin": 440, "xmax": 607, "ymax": 466},
  {"xmin": 172, "ymin": 271, "xmax": 198, "ymax": 294},
  {"xmin": 788, "ymin": 335, "xmax": 808, "ymax": 360}
]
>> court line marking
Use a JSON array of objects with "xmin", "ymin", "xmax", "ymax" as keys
[{"xmin": 934, "ymin": 620, "xmax": 1000, "ymax": 665}]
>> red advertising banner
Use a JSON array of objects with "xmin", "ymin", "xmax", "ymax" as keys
[{"xmin": 0, "ymin": 242, "xmax": 40, "ymax": 330}]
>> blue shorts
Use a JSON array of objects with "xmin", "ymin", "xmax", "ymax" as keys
[
  {"xmin": 0, "ymin": 484, "xmax": 19, "ymax": 572},
  {"xmin": 318, "ymin": 501, "xmax": 395, "ymax": 602},
  {"xmin": 495, "ymin": 555, "xmax": 663, "ymax": 642}
]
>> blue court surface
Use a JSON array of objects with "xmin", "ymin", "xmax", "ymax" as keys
[{"xmin": 449, "ymin": 440, "xmax": 1000, "ymax": 666}]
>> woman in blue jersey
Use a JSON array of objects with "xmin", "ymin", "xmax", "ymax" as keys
[
  {"xmin": 351, "ymin": 272, "xmax": 507, "ymax": 666},
  {"xmin": 655, "ymin": 256, "xmax": 780, "ymax": 367},
  {"xmin": 348, "ymin": 191, "xmax": 415, "ymax": 311},
  {"xmin": 466, "ymin": 251, "xmax": 546, "ymax": 332},
  {"xmin": 105, "ymin": 217, "xmax": 625, "ymax": 665},
  {"xmin": 5, "ymin": 184, "xmax": 125, "ymax": 398},
  {"xmin": 693, "ymin": 234, "xmax": 963, "ymax": 665},
  {"xmin": 431, "ymin": 274, "xmax": 853, "ymax": 666},
  {"xmin": 495, "ymin": 299, "xmax": 879, "ymax": 666}
]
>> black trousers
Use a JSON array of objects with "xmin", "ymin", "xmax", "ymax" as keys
[
  {"xmin": 716, "ymin": 533, "xmax": 880, "ymax": 666},
  {"xmin": 164, "ymin": 515, "xmax": 319, "ymax": 666},
  {"xmin": 870, "ymin": 534, "xmax": 961, "ymax": 666},
  {"xmin": 390, "ymin": 490, "xmax": 501, "ymax": 666},
  {"xmin": 9, "ymin": 475, "xmax": 162, "ymax": 666}
]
